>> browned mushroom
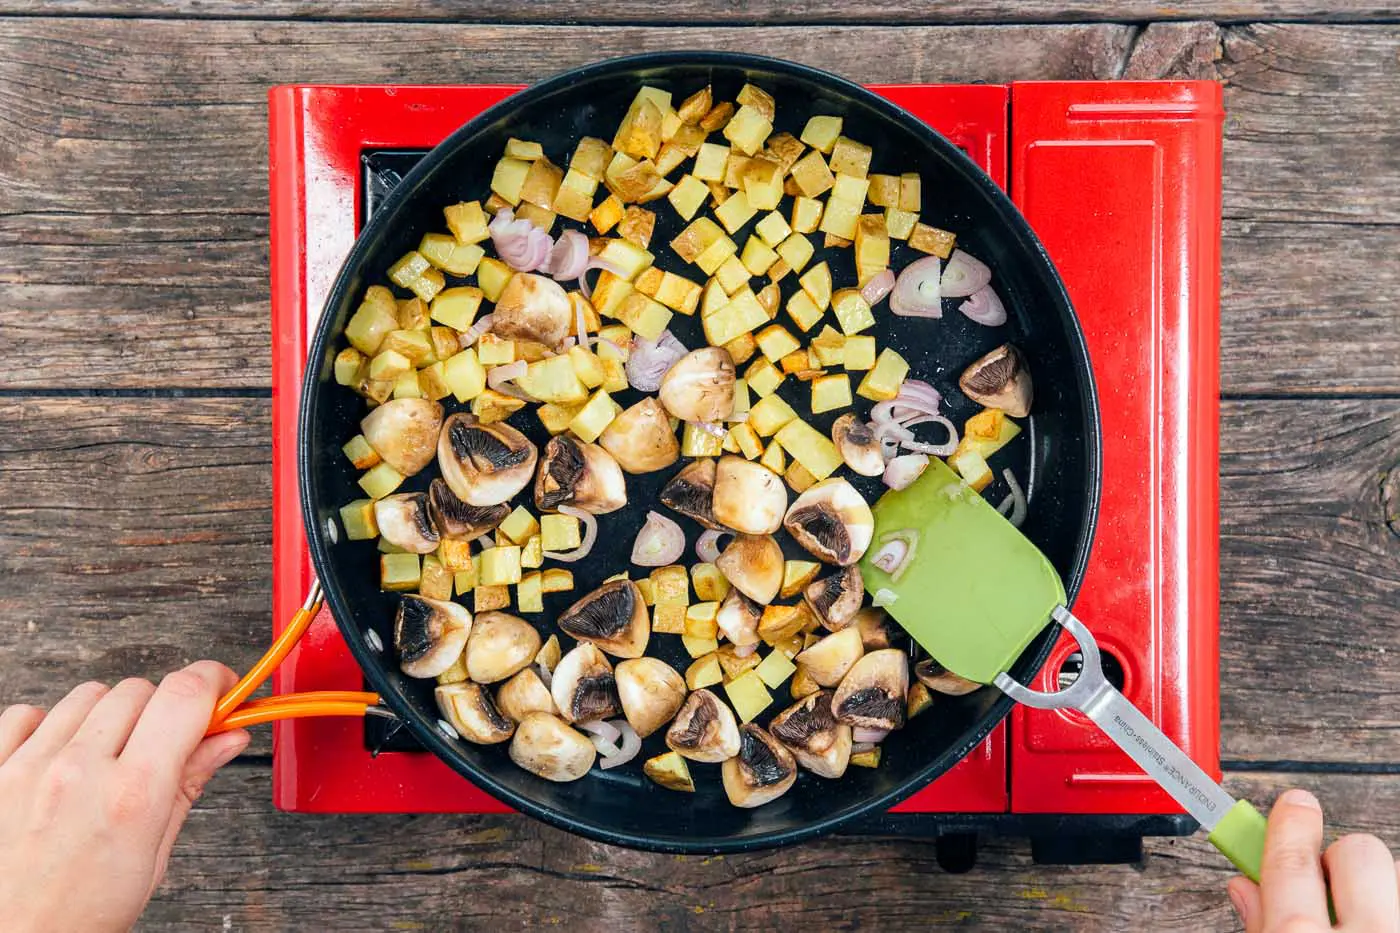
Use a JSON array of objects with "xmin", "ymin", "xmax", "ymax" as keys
[
  {"xmin": 557, "ymin": 579, "xmax": 650, "ymax": 659},
  {"xmin": 361, "ymin": 398, "xmax": 443, "ymax": 476},
  {"xmin": 493, "ymin": 272, "xmax": 572, "ymax": 347},
  {"xmin": 959, "ymin": 343, "xmax": 1032, "ymax": 417},
  {"xmin": 804, "ymin": 565, "xmax": 864, "ymax": 631},
  {"xmin": 428, "ymin": 478, "xmax": 508, "ymax": 542},
  {"xmin": 769, "ymin": 690, "xmax": 852, "ymax": 778},
  {"xmin": 782, "ymin": 478, "xmax": 874, "ymax": 566},
  {"xmin": 831, "ymin": 414, "xmax": 885, "ymax": 477},
  {"xmin": 712, "ymin": 455, "xmax": 787, "ymax": 535},
  {"xmin": 659, "ymin": 458, "xmax": 724, "ymax": 530},
  {"xmin": 721, "ymin": 725, "xmax": 798, "ymax": 807},
  {"xmin": 598, "ymin": 398, "xmax": 680, "ymax": 473},
  {"xmin": 437, "ymin": 413, "xmax": 538, "ymax": 506},
  {"xmin": 534, "ymin": 435, "xmax": 627, "ymax": 515},
  {"xmin": 832, "ymin": 649, "xmax": 909, "ymax": 732},
  {"xmin": 394, "ymin": 595, "xmax": 471, "ymax": 679},
  {"xmin": 665, "ymin": 688, "xmax": 741, "ymax": 763},
  {"xmin": 435, "ymin": 681, "xmax": 515, "ymax": 744}
]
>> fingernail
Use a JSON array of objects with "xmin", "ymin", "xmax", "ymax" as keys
[
  {"xmin": 1280, "ymin": 788, "xmax": 1321, "ymax": 810},
  {"xmin": 1228, "ymin": 887, "xmax": 1248, "ymax": 924}
]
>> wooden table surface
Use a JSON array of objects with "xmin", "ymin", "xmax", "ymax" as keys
[{"xmin": 1, "ymin": 2, "xmax": 1397, "ymax": 929}]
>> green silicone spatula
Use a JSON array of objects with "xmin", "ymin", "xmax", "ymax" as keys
[{"xmin": 860, "ymin": 457, "xmax": 1268, "ymax": 883}]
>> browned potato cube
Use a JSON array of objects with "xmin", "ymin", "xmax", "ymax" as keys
[
  {"xmin": 611, "ymin": 160, "xmax": 664, "ymax": 203},
  {"xmin": 617, "ymin": 98, "xmax": 664, "ymax": 161},
  {"xmin": 571, "ymin": 136, "xmax": 613, "ymax": 180},
  {"xmin": 789, "ymin": 151, "xmax": 835, "ymax": 198},
  {"xmin": 756, "ymin": 283, "xmax": 781, "ymax": 318},
  {"xmin": 474, "ymin": 584, "xmax": 510, "ymax": 613},
  {"xmin": 764, "ymin": 132, "xmax": 805, "ymax": 174},
  {"xmin": 553, "ymin": 183, "xmax": 594, "ymax": 223},
  {"xmin": 516, "ymin": 203, "xmax": 555, "ymax": 232},
  {"xmin": 699, "ymin": 101, "xmax": 735, "ymax": 132},
  {"xmin": 867, "ymin": 173, "xmax": 902, "ymax": 208},
  {"xmin": 724, "ymin": 332, "xmax": 758, "ymax": 366},
  {"xmin": 519, "ymin": 158, "xmax": 563, "ymax": 211},
  {"xmin": 723, "ymin": 152, "xmax": 756, "ymax": 190},
  {"xmin": 483, "ymin": 192, "xmax": 511, "ymax": 216},
  {"xmin": 619, "ymin": 206, "xmax": 656, "ymax": 249},
  {"xmin": 783, "ymin": 176, "xmax": 803, "ymax": 197},
  {"xmin": 824, "ymin": 233, "xmax": 852, "ymax": 249},
  {"xmin": 633, "ymin": 265, "xmax": 664, "ymax": 297},
  {"xmin": 707, "ymin": 180, "xmax": 730, "ymax": 208},
  {"xmin": 736, "ymin": 83, "xmax": 776, "ymax": 121},
  {"xmin": 589, "ymin": 194, "xmax": 625, "ymax": 234},
  {"xmin": 828, "ymin": 136, "xmax": 873, "ymax": 178},
  {"xmin": 909, "ymin": 222, "xmax": 957, "ymax": 258},
  {"xmin": 670, "ymin": 124, "xmax": 707, "ymax": 156},
  {"xmin": 677, "ymin": 85, "xmax": 713, "ymax": 125},
  {"xmin": 655, "ymin": 271, "xmax": 702, "ymax": 315},
  {"xmin": 654, "ymin": 143, "xmax": 689, "ymax": 177},
  {"xmin": 899, "ymin": 172, "xmax": 922, "ymax": 212},
  {"xmin": 397, "ymin": 297, "xmax": 430, "ymax": 331}
]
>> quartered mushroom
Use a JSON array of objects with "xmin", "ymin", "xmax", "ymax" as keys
[
  {"xmin": 428, "ymin": 478, "xmax": 509, "ymax": 542},
  {"xmin": 721, "ymin": 725, "xmax": 798, "ymax": 808},
  {"xmin": 658, "ymin": 347, "xmax": 736, "ymax": 424},
  {"xmin": 711, "ymin": 455, "xmax": 787, "ymax": 534},
  {"xmin": 550, "ymin": 643, "xmax": 621, "ymax": 724},
  {"xmin": 959, "ymin": 343, "xmax": 1032, "ymax": 418},
  {"xmin": 372, "ymin": 494, "xmax": 438, "ymax": 555},
  {"xmin": 853, "ymin": 607, "xmax": 904, "ymax": 651},
  {"xmin": 804, "ymin": 564, "xmax": 864, "ymax": 631},
  {"xmin": 435, "ymin": 681, "xmax": 515, "ymax": 744},
  {"xmin": 715, "ymin": 588, "xmax": 762, "ymax": 649},
  {"xmin": 832, "ymin": 649, "xmax": 909, "ymax": 732},
  {"xmin": 782, "ymin": 478, "xmax": 874, "ymax": 566},
  {"xmin": 493, "ymin": 272, "xmax": 573, "ymax": 348},
  {"xmin": 658, "ymin": 458, "xmax": 724, "ymax": 530},
  {"xmin": 598, "ymin": 397, "xmax": 680, "ymax": 474},
  {"xmin": 534, "ymin": 435, "xmax": 628, "ymax": 515},
  {"xmin": 769, "ymin": 690, "xmax": 853, "ymax": 779},
  {"xmin": 665, "ymin": 688, "xmax": 742, "ymax": 763},
  {"xmin": 915, "ymin": 657, "xmax": 982, "ymax": 696},
  {"xmin": 614, "ymin": 657, "xmax": 687, "ymax": 738},
  {"xmin": 394, "ymin": 595, "xmax": 471, "ymax": 679},
  {"xmin": 795, "ymin": 627, "xmax": 865, "ymax": 688},
  {"xmin": 830, "ymin": 414, "xmax": 885, "ymax": 478},
  {"xmin": 361, "ymin": 397, "xmax": 444, "ymax": 476},
  {"xmin": 495, "ymin": 666, "xmax": 557, "ymax": 721},
  {"xmin": 509, "ymin": 712, "xmax": 597, "ymax": 782},
  {"xmin": 715, "ymin": 534, "xmax": 784, "ymax": 605},
  {"xmin": 437, "ymin": 413, "xmax": 538, "ymax": 506},
  {"xmin": 557, "ymin": 579, "xmax": 650, "ymax": 659},
  {"xmin": 464, "ymin": 611, "xmax": 542, "ymax": 684}
]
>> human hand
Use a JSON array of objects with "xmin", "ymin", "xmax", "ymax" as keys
[
  {"xmin": 1229, "ymin": 788, "xmax": 1400, "ymax": 932},
  {"xmin": 0, "ymin": 662, "xmax": 250, "ymax": 933}
]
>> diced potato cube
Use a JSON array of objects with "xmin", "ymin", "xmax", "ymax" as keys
[
  {"xmin": 717, "ymin": 643, "xmax": 761, "ymax": 681},
  {"xmin": 419, "ymin": 232, "xmax": 484, "ymax": 276},
  {"xmin": 634, "ymin": 266, "xmax": 664, "ymax": 298},
  {"xmin": 541, "ymin": 568, "xmax": 575, "ymax": 593},
  {"xmin": 693, "ymin": 142, "xmax": 729, "ymax": 183},
  {"xmin": 380, "ymin": 553, "xmax": 421, "ymax": 592},
  {"xmin": 774, "ymin": 419, "xmax": 843, "ymax": 480},
  {"xmin": 899, "ymin": 172, "xmax": 922, "ymax": 212},
  {"xmin": 616, "ymin": 292, "xmax": 673, "ymax": 341},
  {"xmin": 568, "ymin": 389, "xmax": 617, "ymax": 443},
  {"xmin": 671, "ymin": 216, "xmax": 725, "ymax": 263},
  {"xmin": 654, "ymin": 141, "xmax": 688, "ymax": 176},
  {"xmin": 789, "ymin": 151, "xmax": 834, "ymax": 198},
  {"xmin": 516, "ymin": 340, "xmax": 554, "ymax": 363},
  {"xmin": 780, "ymin": 350, "xmax": 815, "ymax": 376},
  {"xmin": 957, "ymin": 409, "xmax": 1022, "ymax": 460},
  {"xmin": 520, "ymin": 534, "xmax": 543, "ymax": 569},
  {"xmin": 684, "ymin": 603, "xmax": 720, "ymax": 640},
  {"xmin": 474, "ymin": 584, "xmax": 510, "ymax": 613},
  {"xmin": 745, "ymin": 357, "xmax": 785, "ymax": 398},
  {"xmin": 381, "ymin": 328, "xmax": 433, "ymax": 366},
  {"xmin": 695, "ymin": 236, "xmax": 739, "ymax": 276},
  {"xmin": 722, "ymin": 152, "xmax": 755, "ymax": 190},
  {"xmin": 365, "ymin": 349, "xmax": 406, "ymax": 382},
  {"xmin": 829, "ymin": 136, "xmax": 873, "ymax": 178},
  {"xmin": 909, "ymin": 222, "xmax": 957, "ymax": 258},
  {"xmin": 791, "ymin": 196, "xmax": 824, "ymax": 234},
  {"xmin": 342, "ymin": 434, "xmax": 381, "ymax": 471},
  {"xmin": 819, "ymin": 197, "xmax": 860, "ymax": 240},
  {"xmin": 885, "ymin": 207, "xmax": 918, "ymax": 240},
  {"xmin": 430, "ymin": 326, "xmax": 459, "ymax": 361},
  {"xmin": 590, "ymin": 270, "xmax": 635, "ymax": 318},
  {"xmin": 516, "ymin": 571, "xmax": 544, "ymax": 613},
  {"xmin": 599, "ymin": 357, "xmax": 628, "ymax": 394},
  {"xmin": 476, "ymin": 258, "xmax": 512, "ymax": 302},
  {"xmin": 722, "ymin": 105, "xmax": 773, "ymax": 156},
  {"xmin": 636, "ymin": 578, "xmax": 656, "ymax": 606},
  {"xmin": 768, "ymin": 258, "xmax": 791, "ymax": 283},
  {"xmin": 334, "ymin": 347, "xmax": 364, "ymax": 386},
  {"xmin": 757, "ymin": 604, "xmax": 806, "ymax": 645},
  {"xmin": 436, "ymin": 538, "xmax": 473, "ymax": 574},
  {"xmin": 753, "ymin": 211, "xmax": 792, "ymax": 248},
  {"xmin": 471, "ymin": 333, "xmax": 513, "ymax": 368},
  {"xmin": 617, "ymin": 207, "xmax": 656, "ymax": 249},
  {"xmin": 831, "ymin": 173, "xmax": 869, "ymax": 204},
  {"xmin": 685, "ymin": 654, "xmax": 724, "ymax": 691},
  {"xmin": 691, "ymin": 563, "xmax": 730, "ymax": 602},
  {"xmin": 755, "ymin": 324, "xmax": 800, "ymax": 363},
  {"xmin": 779, "ymin": 560, "xmax": 821, "ymax": 599},
  {"xmin": 724, "ymin": 670, "xmax": 772, "ymax": 723},
  {"xmin": 453, "ymin": 564, "xmax": 477, "ymax": 595},
  {"xmin": 857, "ymin": 348, "xmax": 910, "ymax": 402},
  {"xmin": 832, "ymin": 289, "xmax": 876, "ymax": 336},
  {"xmin": 653, "ymin": 603, "xmax": 686, "ymax": 635},
  {"xmin": 741, "ymin": 157, "xmax": 784, "ymax": 211},
  {"xmin": 429, "ymin": 286, "xmax": 484, "ymax": 332},
  {"xmin": 504, "ymin": 137, "xmax": 544, "ymax": 161},
  {"xmin": 667, "ymin": 173, "xmax": 709, "ymax": 221},
  {"xmin": 654, "ymin": 271, "xmax": 702, "ymax": 315},
  {"xmin": 855, "ymin": 214, "xmax": 890, "ymax": 270},
  {"xmin": 596, "ymin": 325, "xmax": 631, "ymax": 359},
  {"xmin": 748, "ymin": 394, "xmax": 798, "ymax": 437},
  {"xmin": 441, "ymin": 348, "xmax": 486, "ymax": 403},
  {"xmin": 339, "ymin": 498, "xmax": 379, "ymax": 540},
  {"xmin": 730, "ymin": 422, "xmax": 764, "ymax": 460},
  {"xmin": 615, "ymin": 96, "xmax": 665, "ymax": 161},
  {"xmin": 701, "ymin": 289, "xmax": 768, "ymax": 347},
  {"xmin": 699, "ymin": 100, "xmax": 735, "ymax": 132},
  {"xmin": 537, "ymin": 400, "xmax": 585, "ymax": 435},
  {"xmin": 517, "ymin": 355, "xmax": 588, "ymax": 404},
  {"xmin": 763, "ymin": 131, "xmax": 805, "ymax": 172},
  {"xmin": 754, "ymin": 650, "xmax": 797, "ymax": 689},
  {"xmin": 589, "ymin": 193, "xmax": 625, "ymax": 234},
  {"xmin": 723, "ymin": 333, "xmax": 757, "ymax": 366},
  {"xmin": 682, "ymin": 634, "xmax": 719, "ymax": 659},
  {"xmin": 496, "ymin": 506, "xmax": 539, "ymax": 546},
  {"xmin": 356, "ymin": 376, "xmax": 393, "ymax": 406},
  {"xmin": 949, "ymin": 448, "xmax": 995, "ymax": 492},
  {"xmin": 483, "ymin": 193, "xmax": 511, "ymax": 215},
  {"xmin": 478, "ymin": 545, "xmax": 522, "ymax": 586},
  {"xmin": 598, "ymin": 238, "xmax": 654, "ymax": 281},
  {"xmin": 650, "ymin": 564, "xmax": 689, "ymax": 606},
  {"xmin": 552, "ymin": 183, "xmax": 594, "ymax": 224},
  {"xmin": 842, "ymin": 335, "xmax": 876, "ymax": 371},
  {"xmin": 571, "ymin": 136, "xmax": 613, "ymax": 180},
  {"xmin": 490, "ymin": 157, "xmax": 531, "ymax": 204},
  {"xmin": 721, "ymin": 430, "xmax": 741, "ymax": 454},
  {"xmin": 676, "ymin": 85, "xmax": 713, "ymax": 125},
  {"xmin": 800, "ymin": 115, "xmax": 842, "ymax": 154},
  {"xmin": 850, "ymin": 747, "xmax": 882, "ymax": 769},
  {"xmin": 392, "ymin": 371, "xmax": 423, "ymax": 400},
  {"xmin": 419, "ymin": 555, "xmax": 454, "ymax": 601},
  {"xmin": 715, "ymin": 255, "xmax": 751, "ymax": 295},
  {"xmin": 713, "ymin": 189, "xmax": 757, "ymax": 234},
  {"xmin": 732, "ymin": 83, "xmax": 774, "ymax": 121},
  {"xmin": 740, "ymin": 236, "xmax": 779, "ymax": 276},
  {"xmin": 757, "ymin": 438, "xmax": 785, "ymax": 474},
  {"xmin": 799, "ymin": 262, "xmax": 833, "ymax": 311},
  {"xmin": 867, "ymin": 173, "xmax": 902, "ymax": 208},
  {"xmin": 444, "ymin": 201, "xmax": 490, "ymax": 245},
  {"xmin": 810, "ymin": 326, "xmax": 845, "ymax": 367},
  {"xmin": 783, "ymin": 459, "xmax": 816, "ymax": 494},
  {"xmin": 540, "ymin": 513, "xmax": 582, "ymax": 553},
  {"xmin": 566, "ymin": 345, "xmax": 606, "ymax": 390},
  {"xmin": 810, "ymin": 373, "xmax": 852, "ymax": 414},
  {"xmin": 680, "ymin": 422, "xmax": 724, "ymax": 457},
  {"xmin": 769, "ymin": 236, "xmax": 812, "ymax": 279},
  {"xmin": 756, "ymin": 283, "xmax": 780, "ymax": 319}
]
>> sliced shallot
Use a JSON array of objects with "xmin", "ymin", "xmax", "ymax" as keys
[
  {"xmin": 696, "ymin": 529, "xmax": 728, "ymax": 564},
  {"xmin": 860, "ymin": 268, "xmax": 895, "ymax": 306},
  {"xmin": 543, "ymin": 505, "xmax": 598, "ymax": 563},
  {"xmin": 872, "ymin": 588, "xmax": 899, "ymax": 608},
  {"xmin": 852, "ymin": 727, "xmax": 891, "ymax": 744},
  {"xmin": 598, "ymin": 720, "xmax": 642, "ymax": 770},
  {"xmin": 578, "ymin": 719, "xmax": 622, "ymax": 756},
  {"xmin": 898, "ymin": 414, "xmax": 959, "ymax": 457},
  {"xmin": 546, "ymin": 229, "xmax": 590, "ymax": 282},
  {"xmin": 457, "ymin": 313, "xmax": 495, "ymax": 348},
  {"xmin": 883, "ymin": 453, "xmax": 929, "ymax": 490},
  {"xmin": 997, "ymin": 468, "xmax": 1028, "ymax": 528},
  {"xmin": 486, "ymin": 359, "xmax": 532, "ymax": 400},
  {"xmin": 489, "ymin": 207, "xmax": 554, "ymax": 273},
  {"xmin": 959, "ymin": 284, "xmax": 1008, "ymax": 326},
  {"xmin": 578, "ymin": 256, "xmax": 626, "ymax": 301},
  {"xmin": 890, "ymin": 256, "xmax": 943, "ymax": 318},
  {"xmin": 631, "ymin": 511, "xmax": 686, "ymax": 567},
  {"xmin": 871, "ymin": 530, "xmax": 918, "ymax": 582},
  {"xmin": 625, "ymin": 330, "xmax": 687, "ymax": 392},
  {"xmin": 939, "ymin": 249, "xmax": 992, "ymax": 298}
]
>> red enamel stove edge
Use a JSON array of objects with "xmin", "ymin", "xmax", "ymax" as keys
[{"xmin": 268, "ymin": 81, "xmax": 1222, "ymax": 818}]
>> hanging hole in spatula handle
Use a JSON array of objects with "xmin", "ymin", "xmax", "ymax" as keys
[{"xmin": 992, "ymin": 606, "xmax": 1106, "ymax": 711}]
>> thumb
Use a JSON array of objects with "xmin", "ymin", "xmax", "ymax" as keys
[{"xmin": 149, "ymin": 729, "xmax": 250, "ymax": 892}]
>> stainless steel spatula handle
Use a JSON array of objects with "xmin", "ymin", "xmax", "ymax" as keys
[{"xmin": 993, "ymin": 606, "xmax": 1269, "ymax": 883}]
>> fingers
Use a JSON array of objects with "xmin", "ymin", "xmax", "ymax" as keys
[
  {"xmin": 149, "ymin": 729, "xmax": 249, "ymax": 896},
  {"xmin": 1324, "ymin": 833, "xmax": 1400, "ymax": 932},
  {"xmin": 119, "ymin": 661, "xmax": 236, "ymax": 785},
  {"xmin": 1259, "ymin": 788, "xmax": 1330, "ymax": 929},
  {"xmin": 0, "ymin": 703, "xmax": 46, "ymax": 765},
  {"xmin": 7, "ymin": 681, "xmax": 109, "ymax": 763},
  {"xmin": 1227, "ymin": 876, "xmax": 1263, "ymax": 933},
  {"xmin": 68, "ymin": 678, "xmax": 158, "ymax": 757}
]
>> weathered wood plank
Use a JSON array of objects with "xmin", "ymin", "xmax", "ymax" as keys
[
  {"xmin": 1, "ymin": 0, "xmax": 1393, "ymax": 24},
  {"xmin": 0, "ymin": 398, "xmax": 1396, "ymax": 762},
  {"xmin": 136, "ymin": 765, "xmax": 1397, "ymax": 932}
]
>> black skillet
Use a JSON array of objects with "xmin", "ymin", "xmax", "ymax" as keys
[{"xmin": 299, "ymin": 51, "xmax": 1101, "ymax": 853}]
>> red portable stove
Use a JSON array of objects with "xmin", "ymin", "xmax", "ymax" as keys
[{"xmin": 268, "ymin": 79, "xmax": 1222, "ymax": 868}]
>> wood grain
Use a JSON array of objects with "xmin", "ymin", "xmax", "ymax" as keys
[
  {"xmin": 1, "ymin": 0, "xmax": 1393, "ymax": 24},
  {"xmin": 134, "ymin": 765, "xmax": 1395, "ymax": 932},
  {"xmin": 1, "ymin": 397, "xmax": 1396, "ymax": 762}
]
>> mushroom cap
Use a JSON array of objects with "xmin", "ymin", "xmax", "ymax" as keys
[
  {"xmin": 665, "ymin": 688, "xmax": 742, "ymax": 763},
  {"xmin": 659, "ymin": 458, "xmax": 724, "ymax": 530},
  {"xmin": 493, "ymin": 272, "xmax": 572, "ymax": 348},
  {"xmin": 394, "ymin": 595, "xmax": 471, "ymax": 679},
  {"xmin": 831, "ymin": 414, "xmax": 885, "ymax": 478},
  {"xmin": 361, "ymin": 398, "xmax": 443, "ymax": 476},
  {"xmin": 615, "ymin": 657, "xmax": 687, "ymax": 738},
  {"xmin": 549, "ymin": 643, "xmax": 621, "ymax": 724},
  {"xmin": 428, "ymin": 478, "xmax": 509, "ymax": 542},
  {"xmin": 721, "ymin": 725, "xmax": 798, "ymax": 808},
  {"xmin": 435, "ymin": 681, "xmax": 515, "ymax": 744},
  {"xmin": 464, "ymin": 611, "xmax": 541, "ymax": 684},
  {"xmin": 711, "ymin": 456, "xmax": 787, "ymax": 535},
  {"xmin": 795, "ymin": 626, "xmax": 866, "ymax": 688},
  {"xmin": 782, "ymin": 478, "xmax": 874, "ymax": 566},
  {"xmin": 534, "ymin": 435, "xmax": 628, "ymax": 515},
  {"xmin": 853, "ymin": 607, "xmax": 904, "ymax": 651},
  {"xmin": 769, "ymin": 690, "xmax": 852, "ymax": 779},
  {"xmin": 557, "ymin": 579, "xmax": 651, "ymax": 659},
  {"xmin": 495, "ymin": 666, "xmax": 558, "ymax": 722},
  {"xmin": 804, "ymin": 564, "xmax": 865, "ymax": 631},
  {"xmin": 832, "ymin": 648, "xmax": 909, "ymax": 731},
  {"xmin": 437, "ymin": 414, "xmax": 538, "ymax": 507},
  {"xmin": 373, "ymin": 493, "xmax": 441, "ymax": 554},
  {"xmin": 715, "ymin": 588, "xmax": 762, "ymax": 648},
  {"xmin": 599, "ymin": 398, "xmax": 680, "ymax": 474},
  {"xmin": 658, "ymin": 347, "xmax": 736, "ymax": 424},
  {"xmin": 509, "ymin": 712, "xmax": 597, "ymax": 782},
  {"xmin": 715, "ymin": 534, "xmax": 785, "ymax": 605},
  {"xmin": 915, "ymin": 657, "xmax": 982, "ymax": 696},
  {"xmin": 959, "ymin": 343, "xmax": 1032, "ymax": 418}
]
